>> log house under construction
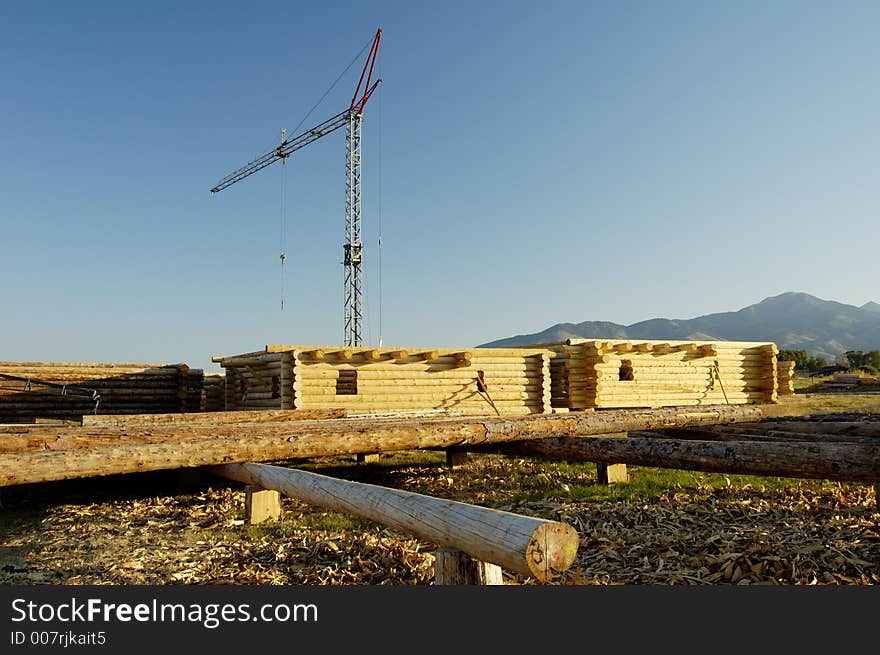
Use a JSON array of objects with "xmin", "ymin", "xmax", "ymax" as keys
[
  {"xmin": 532, "ymin": 338, "xmax": 779, "ymax": 410},
  {"xmin": 213, "ymin": 345, "xmax": 553, "ymax": 416}
]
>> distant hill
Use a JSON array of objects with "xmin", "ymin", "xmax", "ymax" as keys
[{"xmin": 480, "ymin": 292, "xmax": 880, "ymax": 361}]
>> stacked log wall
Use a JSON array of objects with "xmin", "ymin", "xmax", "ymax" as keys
[
  {"xmin": 215, "ymin": 352, "xmax": 285, "ymax": 411},
  {"xmin": 215, "ymin": 346, "xmax": 552, "ymax": 415},
  {"xmin": 202, "ymin": 373, "xmax": 226, "ymax": 411},
  {"xmin": 0, "ymin": 361, "xmax": 204, "ymax": 423},
  {"xmin": 777, "ymin": 361, "xmax": 796, "ymax": 395},
  {"xmin": 523, "ymin": 339, "xmax": 778, "ymax": 409}
]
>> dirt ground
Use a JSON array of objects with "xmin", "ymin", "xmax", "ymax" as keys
[{"xmin": 1, "ymin": 450, "xmax": 877, "ymax": 585}]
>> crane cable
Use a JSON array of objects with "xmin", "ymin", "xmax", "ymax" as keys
[
  {"xmin": 292, "ymin": 36, "xmax": 374, "ymax": 135},
  {"xmin": 376, "ymin": 46, "xmax": 384, "ymax": 348},
  {"xmin": 276, "ymin": 35, "xmax": 376, "ymax": 315},
  {"xmin": 280, "ymin": 128, "xmax": 288, "ymax": 311}
]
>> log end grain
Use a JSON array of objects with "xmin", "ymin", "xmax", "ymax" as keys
[{"xmin": 526, "ymin": 521, "xmax": 580, "ymax": 581}]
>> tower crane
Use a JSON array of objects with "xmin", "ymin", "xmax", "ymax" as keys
[{"xmin": 210, "ymin": 28, "xmax": 382, "ymax": 347}]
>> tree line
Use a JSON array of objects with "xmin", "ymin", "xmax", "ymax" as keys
[{"xmin": 778, "ymin": 349, "xmax": 880, "ymax": 375}]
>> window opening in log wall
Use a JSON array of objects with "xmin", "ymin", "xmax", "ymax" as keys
[
  {"xmin": 619, "ymin": 360, "xmax": 634, "ymax": 381},
  {"xmin": 336, "ymin": 370, "xmax": 358, "ymax": 395},
  {"xmin": 271, "ymin": 375, "xmax": 280, "ymax": 399}
]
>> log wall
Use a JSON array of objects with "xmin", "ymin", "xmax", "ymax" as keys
[
  {"xmin": 777, "ymin": 361, "xmax": 796, "ymax": 395},
  {"xmin": 202, "ymin": 373, "xmax": 225, "ymax": 411},
  {"xmin": 214, "ymin": 346, "xmax": 553, "ymax": 415},
  {"xmin": 528, "ymin": 339, "xmax": 778, "ymax": 409},
  {"xmin": 0, "ymin": 361, "xmax": 205, "ymax": 423}
]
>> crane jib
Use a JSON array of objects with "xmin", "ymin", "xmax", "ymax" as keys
[{"xmin": 210, "ymin": 108, "xmax": 352, "ymax": 193}]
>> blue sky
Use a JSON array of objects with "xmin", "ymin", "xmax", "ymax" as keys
[{"xmin": 1, "ymin": 1, "xmax": 877, "ymax": 372}]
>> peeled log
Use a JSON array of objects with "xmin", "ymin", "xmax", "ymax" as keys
[
  {"xmin": 0, "ymin": 404, "xmax": 764, "ymax": 486},
  {"xmin": 210, "ymin": 462, "xmax": 578, "ymax": 581},
  {"xmin": 479, "ymin": 436, "xmax": 880, "ymax": 483},
  {"xmin": 630, "ymin": 427, "xmax": 880, "ymax": 445},
  {"xmin": 733, "ymin": 421, "xmax": 880, "ymax": 438}
]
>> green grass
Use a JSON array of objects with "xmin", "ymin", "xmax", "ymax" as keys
[{"xmin": 473, "ymin": 456, "xmax": 823, "ymax": 507}]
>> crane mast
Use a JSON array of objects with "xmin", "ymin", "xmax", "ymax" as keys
[
  {"xmin": 343, "ymin": 110, "xmax": 364, "ymax": 346},
  {"xmin": 210, "ymin": 28, "xmax": 382, "ymax": 347}
]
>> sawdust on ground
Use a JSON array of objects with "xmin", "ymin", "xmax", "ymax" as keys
[{"xmin": 1, "ymin": 452, "xmax": 877, "ymax": 585}]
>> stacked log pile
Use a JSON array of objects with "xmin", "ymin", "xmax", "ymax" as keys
[
  {"xmin": 202, "ymin": 373, "xmax": 226, "ymax": 412},
  {"xmin": 530, "ymin": 339, "xmax": 778, "ymax": 409},
  {"xmin": 0, "ymin": 361, "xmax": 204, "ymax": 423},
  {"xmin": 777, "ymin": 360, "xmax": 796, "ymax": 395},
  {"xmin": 217, "ymin": 351, "xmax": 291, "ymax": 411},
  {"xmin": 213, "ymin": 345, "xmax": 553, "ymax": 415}
]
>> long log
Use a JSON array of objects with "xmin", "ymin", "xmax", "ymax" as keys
[
  {"xmin": 0, "ymin": 405, "xmax": 764, "ymax": 486},
  {"xmin": 739, "ymin": 420, "xmax": 880, "ymax": 437},
  {"xmin": 296, "ymin": 363, "xmax": 544, "ymax": 373},
  {"xmin": 210, "ymin": 462, "xmax": 578, "ymax": 581},
  {"xmin": 293, "ymin": 402, "xmax": 542, "ymax": 413},
  {"xmin": 629, "ymin": 428, "xmax": 880, "ymax": 445},
  {"xmin": 478, "ymin": 435, "xmax": 880, "ymax": 483},
  {"xmin": 294, "ymin": 374, "xmax": 543, "ymax": 384},
  {"xmin": 290, "ymin": 390, "xmax": 544, "ymax": 401},
  {"xmin": 265, "ymin": 345, "xmax": 553, "ymax": 357},
  {"xmin": 82, "ymin": 409, "xmax": 347, "ymax": 427}
]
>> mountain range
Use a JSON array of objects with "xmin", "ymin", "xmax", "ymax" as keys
[{"xmin": 480, "ymin": 292, "xmax": 880, "ymax": 361}]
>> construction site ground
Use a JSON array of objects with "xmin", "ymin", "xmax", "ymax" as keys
[{"xmin": 1, "ymin": 392, "xmax": 878, "ymax": 586}]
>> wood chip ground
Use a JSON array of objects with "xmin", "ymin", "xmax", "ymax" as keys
[{"xmin": 1, "ymin": 450, "xmax": 876, "ymax": 585}]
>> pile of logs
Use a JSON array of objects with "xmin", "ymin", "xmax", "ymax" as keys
[
  {"xmin": 777, "ymin": 361, "xmax": 796, "ymax": 395},
  {"xmin": 532, "ymin": 339, "xmax": 779, "ymax": 409},
  {"xmin": 215, "ymin": 351, "xmax": 291, "ymax": 411},
  {"xmin": 202, "ymin": 373, "xmax": 225, "ymax": 412},
  {"xmin": 213, "ymin": 345, "xmax": 553, "ymax": 415},
  {"xmin": 0, "ymin": 361, "xmax": 205, "ymax": 423}
]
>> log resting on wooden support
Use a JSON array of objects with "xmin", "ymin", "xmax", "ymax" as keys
[
  {"xmin": 209, "ymin": 462, "xmax": 579, "ymax": 581},
  {"xmin": 630, "ymin": 427, "xmax": 880, "ymax": 445},
  {"xmin": 0, "ymin": 405, "xmax": 766, "ymax": 487},
  {"xmin": 474, "ymin": 435, "xmax": 880, "ymax": 483},
  {"xmin": 728, "ymin": 421, "xmax": 880, "ymax": 438}
]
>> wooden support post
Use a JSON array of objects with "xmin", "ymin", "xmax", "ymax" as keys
[
  {"xmin": 434, "ymin": 547, "xmax": 503, "ymax": 585},
  {"xmin": 244, "ymin": 485, "xmax": 281, "ymax": 524},
  {"xmin": 446, "ymin": 448, "xmax": 469, "ymax": 468},
  {"xmin": 596, "ymin": 462, "xmax": 628, "ymax": 485},
  {"xmin": 211, "ymin": 462, "xmax": 579, "ymax": 581}
]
